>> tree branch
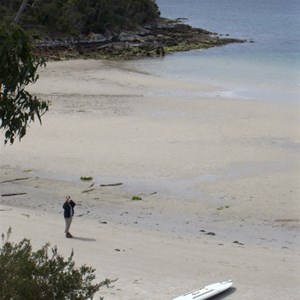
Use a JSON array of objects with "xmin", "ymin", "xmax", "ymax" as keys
[{"xmin": 14, "ymin": 0, "xmax": 29, "ymax": 24}]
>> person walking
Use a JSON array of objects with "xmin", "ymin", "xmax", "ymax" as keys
[{"xmin": 63, "ymin": 196, "xmax": 76, "ymax": 238}]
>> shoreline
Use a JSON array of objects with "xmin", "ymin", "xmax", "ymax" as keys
[
  {"xmin": 34, "ymin": 18, "xmax": 245, "ymax": 60},
  {"xmin": 1, "ymin": 59, "xmax": 300, "ymax": 299}
]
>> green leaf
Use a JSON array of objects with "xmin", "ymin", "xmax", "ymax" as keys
[{"xmin": 0, "ymin": 22, "xmax": 48, "ymax": 145}]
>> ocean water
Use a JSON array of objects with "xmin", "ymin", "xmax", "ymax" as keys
[{"xmin": 125, "ymin": 0, "xmax": 300, "ymax": 102}]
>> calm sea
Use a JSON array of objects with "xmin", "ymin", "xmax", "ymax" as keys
[{"xmin": 125, "ymin": 0, "xmax": 300, "ymax": 102}]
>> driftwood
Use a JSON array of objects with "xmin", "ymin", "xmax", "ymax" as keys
[
  {"xmin": 0, "ymin": 177, "xmax": 29, "ymax": 184},
  {"xmin": 82, "ymin": 188, "xmax": 95, "ymax": 194},
  {"xmin": 148, "ymin": 191, "xmax": 157, "ymax": 196},
  {"xmin": 100, "ymin": 183, "xmax": 123, "ymax": 187},
  {"xmin": 1, "ymin": 193, "xmax": 27, "ymax": 197}
]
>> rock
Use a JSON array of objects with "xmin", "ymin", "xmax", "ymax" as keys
[
  {"xmin": 205, "ymin": 232, "xmax": 216, "ymax": 236},
  {"xmin": 233, "ymin": 240, "xmax": 244, "ymax": 245},
  {"xmin": 86, "ymin": 32, "xmax": 107, "ymax": 42},
  {"xmin": 119, "ymin": 31, "xmax": 142, "ymax": 42},
  {"xmin": 134, "ymin": 26, "xmax": 151, "ymax": 36}
]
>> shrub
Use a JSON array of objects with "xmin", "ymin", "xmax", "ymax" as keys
[{"xmin": 0, "ymin": 228, "xmax": 109, "ymax": 299}]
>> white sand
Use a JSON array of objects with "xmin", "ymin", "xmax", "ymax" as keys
[{"xmin": 1, "ymin": 59, "xmax": 300, "ymax": 299}]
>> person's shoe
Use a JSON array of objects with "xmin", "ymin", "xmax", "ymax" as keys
[{"xmin": 66, "ymin": 232, "xmax": 73, "ymax": 238}]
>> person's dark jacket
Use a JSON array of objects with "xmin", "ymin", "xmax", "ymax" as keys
[{"xmin": 63, "ymin": 200, "xmax": 76, "ymax": 218}]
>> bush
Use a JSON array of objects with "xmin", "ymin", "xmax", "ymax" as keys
[{"xmin": 0, "ymin": 228, "xmax": 110, "ymax": 299}]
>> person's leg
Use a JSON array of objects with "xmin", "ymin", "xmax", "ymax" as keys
[{"xmin": 65, "ymin": 217, "xmax": 72, "ymax": 235}]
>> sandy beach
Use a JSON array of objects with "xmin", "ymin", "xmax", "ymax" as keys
[{"xmin": 1, "ymin": 59, "xmax": 299, "ymax": 299}]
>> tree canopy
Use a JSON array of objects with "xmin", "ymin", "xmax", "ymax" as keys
[
  {"xmin": 0, "ymin": 0, "xmax": 160, "ymax": 36},
  {"xmin": 0, "ymin": 22, "xmax": 48, "ymax": 144}
]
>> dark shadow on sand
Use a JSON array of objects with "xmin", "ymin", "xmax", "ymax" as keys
[
  {"xmin": 209, "ymin": 287, "xmax": 237, "ymax": 299},
  {"xmin": 72, "ymin": 236, "xmax": 96, "ymax": 242}
]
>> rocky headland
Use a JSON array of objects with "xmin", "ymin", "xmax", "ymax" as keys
[{"xmin": 34, "ymin": 18, "xmax": 246, "ymax": 60}]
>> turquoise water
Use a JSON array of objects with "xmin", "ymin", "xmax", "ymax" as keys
[{"xmin": 125, "ymin": 0, "xmax": 300, "ymax": 102}]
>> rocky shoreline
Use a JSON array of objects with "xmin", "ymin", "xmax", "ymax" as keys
[{"xmin": 34, "ymin": 18, "xmax": 246, "ymax": 60}]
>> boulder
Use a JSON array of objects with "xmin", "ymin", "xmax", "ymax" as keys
[{"xmin": 86, "ymin": 32, "xmax": 106, "ymax": 42}]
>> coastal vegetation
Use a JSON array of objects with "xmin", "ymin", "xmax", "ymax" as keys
[
  {"xmin": 0, "ymin": 228, "xmax": 111, "ymax": 299},
  {"xmin": 0, "ymin": 0, "xmax": 160, "ymax": 35},
  {"xmin": 0, "ymin": 22, "xmax": 49, "ymax": 145}
]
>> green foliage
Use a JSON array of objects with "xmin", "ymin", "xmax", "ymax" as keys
[
  {"xmin": 0, "ymin": 227, "xmax": 104, "ymax": 299},
  {"xmin": 0, "ymin": 22, "xmax": 49, "ymax": 144},
  {"xmin": 0, "ymin": 0, "xmax": 160, "ymax": 36},
  {"xmin": 80, "ymin": 176, "xmax": 93, "ymax": 181},
  {"xmin": 132, "ymin": 195, "xmax": 142, "ymax": 201}
]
